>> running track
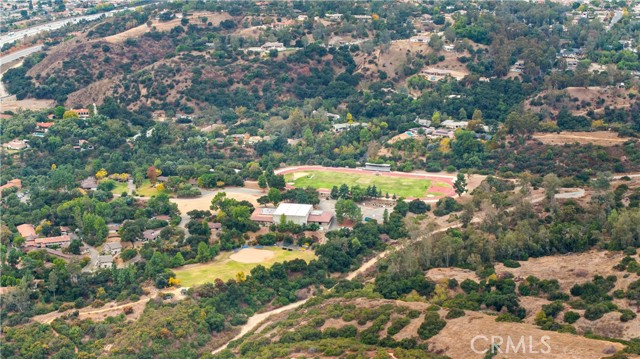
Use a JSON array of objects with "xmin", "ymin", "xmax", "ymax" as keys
[{"xmin": 274, "ymin": 166, "xmax": 456, "ymax": 199}]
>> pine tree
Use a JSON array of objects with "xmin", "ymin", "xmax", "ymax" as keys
[{"xmin": 454, "ymin": 173, "xmax": 467, "ymax": 197}]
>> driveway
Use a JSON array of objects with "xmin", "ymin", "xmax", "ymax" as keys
[{"xmin": 81, "ymin": 243, "xmax": 99, "ymax": 273}]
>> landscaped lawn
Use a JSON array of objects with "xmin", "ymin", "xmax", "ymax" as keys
[
  {"xmin": 135, "ymin": 180, "xmax": 163, "ymax": 197},
  {"xmin": 173, "ymin": 247, "xmax": 317, "ymax": 287},
  {"xmin": 110, "ymin": 181, "xmax": 129, "ymax": 194},
  {"xmin": 285, "ymin": 170, "xmax": 433, "ymax": 198}
]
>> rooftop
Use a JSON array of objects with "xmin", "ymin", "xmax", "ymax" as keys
[
  {"xmin": 16, "ymin": 224, "xmax": 36, "ymax": 238},
  {"xmin": 273, "ymin": 203, "xmax": 313, "ymax": 217},
  {"xmin": 308, "ymin": 210, "xmax": 334, "ymax": 223},
  {"xmin": 32, "ymin": 235, "xmax": 71, "ymax": 246}
]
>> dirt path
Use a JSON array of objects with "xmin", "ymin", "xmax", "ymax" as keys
[
  {"xmin": 211, "ymin": 298, "xmax": 311, "ymax": 355},
  {"xmin": 32, "ymin": 287, "xmax": 185, "ymax": 324}
]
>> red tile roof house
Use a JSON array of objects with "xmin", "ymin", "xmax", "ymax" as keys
[
  {"xmin": 25, "ymin": 235, "xmax": 72, "ymax": 248},
  {"xmin": 73, "ymin": 108, "xmax": 90, "ymax": 119},
  {"xmin": 16, "ymin": 224, "xmax": 37, "ymax": 240},
  {"xmin": 35, "ymin": 122, "xmax": 54, "ymax": 133}
]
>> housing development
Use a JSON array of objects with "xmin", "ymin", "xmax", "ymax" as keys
[{"xmin": 2, "ymin": 1, "xmax": 640, "ymax": 358}]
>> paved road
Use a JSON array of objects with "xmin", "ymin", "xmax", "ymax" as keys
[
  {"xmin": 607, "ymin": 10, "xmax": 623, "ymax": 31},
  {"xmin": 1, "ymin": 11, "xmax": 119, "ymax": 48},
  {"xmin": 0, "ymin": 58, "xmax": 26, "ymax": 98},
  {"xmin": 0, "ymin": 45, "xmax": 43, "ymax": 64},
  {"xmin": 81, "ymin": 243, "xmax": 99, "ymax": 273}
]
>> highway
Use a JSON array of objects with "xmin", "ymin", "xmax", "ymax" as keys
[
  {"xmin": 0, "ymin": 45, "xmax": 43, "ymax": 64},
  {"xmin": 0, "ymin": 9, "xmax": 125, "ymax": 48}
]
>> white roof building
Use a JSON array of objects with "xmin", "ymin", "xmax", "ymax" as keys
[
  {"xmin": 441, "ymin": 120, "xmax": 469, "ymax": 129},
  {"xmin": 273, "ymin": 203, "xmax": 313, "ymax": 219}
]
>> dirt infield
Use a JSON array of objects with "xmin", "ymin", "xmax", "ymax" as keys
[
  {"xmin": 230, "ymin": 248, "xmax": 275, "ymax": 263},
  {"xmin": 276, "ymin": 165, "xmax": 456, "ymax": 199}
]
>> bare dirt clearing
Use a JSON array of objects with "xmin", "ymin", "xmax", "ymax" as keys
[
  {"xmin": 431, "ymin": 312, "xmax": 624, "ymax": 359},
  {"xmin": 495, "ymin": 250, "xmax": 634, "ymax": 292},
  {"xmin": 167, "ymin": 187, "xmax": 261, "ymax": 214},
  {"xmin": 230, "ymin": 248, "xmax": 275, "ymax": 263},
  {"xmin": 0, "ymin": 96, "xmax": 55, "ymax": 112},
  {"xmin": 533, "ymin": 131, "xmax": 632, "ymax": 146},
  {"xmin": 104, "ymin": 12, "xmax": 231, "ymax": 43},
  {"xmin": 527, "ymin": 86, "xmax": 634, "ymax": 117},
  {"xmin": 426, "ymin": 267, "xmax": 480, "ymax": 283}
]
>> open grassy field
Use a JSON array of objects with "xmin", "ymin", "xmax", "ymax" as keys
[
  {"xmin": 110, "ymin": 181, "xmax": 128, "ymax": 194},
  {"xmin": 135, "ymin": 180, "xmax": 163, "ymax": 197},
  {"xmin": 285, "ymin": 170, "xmax": 432, "ymax": 198},
  {"xmin": 174, "ymin": 247, "xmax": 317, "ymax": 287}
]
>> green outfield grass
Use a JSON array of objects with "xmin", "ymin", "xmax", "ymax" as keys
[
  {"xmin": 285, "ymin": 170, "xmax": 433, "ymax": 198},
  {"xmin": 174, "ymin": 247, "xmax": 317, "ymax": 287}
]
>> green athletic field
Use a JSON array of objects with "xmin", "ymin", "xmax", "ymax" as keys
[{"xmin": 284, "ymin": 170, "xmax": 433, "ymax": 198}]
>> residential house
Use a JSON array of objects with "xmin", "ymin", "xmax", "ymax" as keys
[
  {"xmin": 35, "ymin": 122, "xmax": 54, "ymax": 133},
  {"xmin": 95, "ymin": 255, "xmax": 113, "ymax": 269},
  {"xmin": 142, "ymin": 229, "xmax": 160, "ymax": 242},
  {"xmin": 441, "ymin": 120, "xmax": 469, "ymax": 130},
  {"xmin": 325, "ymin": 13, "xmax": 343, "ymax": 21},
  {"xmin": 559, "ymin": 48, "xmax": 585, "ymax": 59},
  {"xmin": 208, "ymin": 222, "xmax": 222, "ymax": 231},
  {"xmin": 0, "ymin": 179, "xmax": 22, "ymax": 192},
  {"xmin": 73, "ymin": 108, "xmax": 90, "ymax": 119},
  {"xmin": 16, "ymin": 224, "xmax": 37, "ymax": 240},
  {"xmin": 4, "ymin": 139, "xmax": 29, "ymax": 150},
  {"xmin": 297, "ymin": 14, "xmax": 308, "ymax": 21},
  {"xmin": 260, "ymin": 42, "xmax": 286, "ymax": 51},
  {"xmin": 107, "ymin": 223, "xmax": 121, "ymax": 233},
  {"xmin": 332, "ymin": 122, "xmax": 365, "ymax": 133},
  {"xmin": 229, "ymin": 134, "xmax": 247, "ymax": 143},
  {"xmin": 270, "ymin": 20, "xmax": 295, "ymax": 29},
  {"xmin": 421, "ymin": 68, "xmax": 465, "ymax": 82},
  {"xmin": 353, "ymin": 15, "xmax": 372, "ymax": 21},
  {"xmin": 415, "ymin": 117, "xmax": 431, "ymax": 127},
  {"xmin": 443, "ymin": 44, "xmax": 455, "ymax": 52},
  {"xmin": 247, "ymin": 135, "xmax": 270, "ymax": 145},
  {"xmin": 80, "ymin": 177, "xmax": 98, "ymax": 190},
  {"xmin": 410, "ymin": 35, "xmax": 430, "ymax": 43},
  {"xmin": 103, "ymin": 242, "xmax": 122, "ymax": 255},
  {"xmin": 511, "ymin": 60, "xmax": 525, "ymax": 72},
  {"xmin": 73, "ymin": 140, "xmax": 94, "ymax": 151}
]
